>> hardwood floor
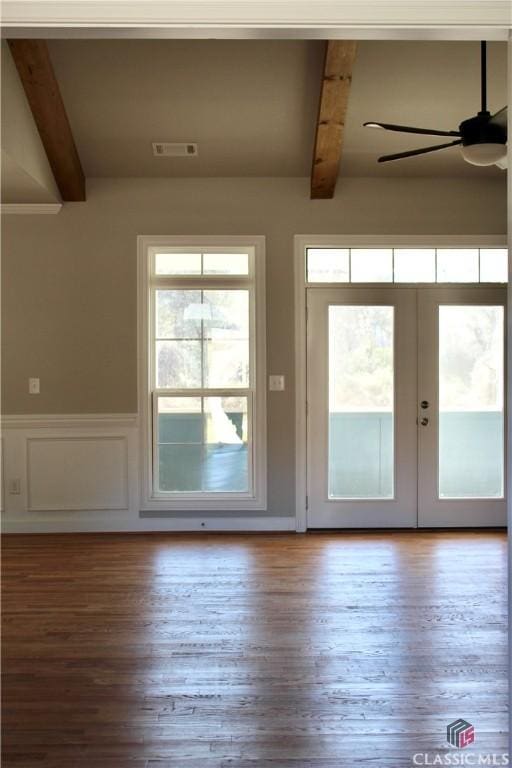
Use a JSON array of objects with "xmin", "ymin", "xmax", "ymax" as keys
[{"xmin": 1, "ymin": 532, "xmax": 508, "ymax": 767}]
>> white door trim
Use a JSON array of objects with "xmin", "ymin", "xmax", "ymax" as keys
[{"xmin": 294, "ymin": 235, "xmax": 507, "ymax": 532}]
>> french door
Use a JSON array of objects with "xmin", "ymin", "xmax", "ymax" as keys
[{"xmin": 306, "ymin": 286, "xmax": 506, "ymax": 528}]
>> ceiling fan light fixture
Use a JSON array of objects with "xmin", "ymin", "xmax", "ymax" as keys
[{"xmin": 460, "ymin": 142, "xmax": 507, "ymax": 166}]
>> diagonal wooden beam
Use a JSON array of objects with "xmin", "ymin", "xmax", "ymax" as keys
[
  {"xmin": 7, "ymin": 40, "xmax": 85, "ymax": 201},
  {"xmin": 311, "ymin": 40, "xmax": 357, "ymax": 199}
]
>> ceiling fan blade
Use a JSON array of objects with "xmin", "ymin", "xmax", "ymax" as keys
[
  {"xmin": 489, "ymin": 106, "xmax": 507, "ymax": 130},
  {"xmin": 378, "ymin": 140, "xmax": 462, "ymax": 163},
  {"xmin": 364, "ymin": 121, "xmax": 460, "ymax": 137}
]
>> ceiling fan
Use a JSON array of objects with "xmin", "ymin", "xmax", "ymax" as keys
[{"xmin": 363, "ymin": 42, "xmax": 507, "ymax": 168}]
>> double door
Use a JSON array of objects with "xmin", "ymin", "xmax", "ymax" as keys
[{"xmin": 306, "ymin": 287, "xmax": 506, "ymax": 528}]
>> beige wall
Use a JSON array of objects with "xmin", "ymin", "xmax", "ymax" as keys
[{"xmin": 1, "ymin": 175, "xmax": 507, "ymax": 516}]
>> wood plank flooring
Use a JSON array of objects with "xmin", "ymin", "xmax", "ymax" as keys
[{"xmin": 1, "ymin": 532, "xmax": 508, "ymax": 767}]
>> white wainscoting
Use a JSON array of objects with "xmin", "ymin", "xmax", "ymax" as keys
[
  {"xmin": 1, "ymin": 414, "xmax": 293, "ymax": 533},
  {"xmin": 26, "ymin": 436, "xmax": 129, "ymax": 512}
]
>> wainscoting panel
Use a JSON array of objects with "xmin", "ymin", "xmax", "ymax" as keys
[
  {"xmin": 26, "ymin": 436, "xmax": 128, "ymax": 512},
  {"xmin": 1, "ymin": 414, "xmax": 139, "ymax": 532},
  {"xmin": 1, "ymin": 414, "xmax": 292, "ymax": 532}
]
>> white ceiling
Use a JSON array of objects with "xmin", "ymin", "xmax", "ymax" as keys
[{"xmin": 42, "ymin": 39, "xmax": 508, "ymax": 179}]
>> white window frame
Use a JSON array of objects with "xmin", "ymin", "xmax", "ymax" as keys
[{"xmin": 138, "ymin": 235, "xmax": 267, "ymax": 511}]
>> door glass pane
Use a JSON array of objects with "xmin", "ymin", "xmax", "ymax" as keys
[
  {"xmin": 307, "ymin": 248, "xmax": 350, "ymax": 283},
  {"xmin": 328, "ymin": 306, "xmax": 394, "ymax": 498},
  {"xmin": 394, "ymin": 249, "xmax": 436, "ymax": 283},
  {"xmin": 157, "ymin": 396, "xmax": 248, "ymax": 492},
  {"xmin": 439, "ymin": 306, "xmax": 504, "ymax": 498},
  {"xmin": 350, "ymin": 249, "xmax": 393, "ymax": 282},
  {"xmin": 479, "ymin": 249, "xmax": 508, "ymax": 283},
  {"xmin": 436, "ymin": 249, "xmax": 479, "ymax": 282}
]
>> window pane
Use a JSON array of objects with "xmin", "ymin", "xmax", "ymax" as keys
[
  {"xmin": 159, "ymin": 445, "xmax": 203, "ymax": 491},
  {"xmin": 155, "ymin": 290, "xmax": 249, "ymax": 388},
  {"xmin": 156, "ymin": 340, "xmax": 201, "ymax": 388},
  {"xmin": 203, "ymin": 291, "xmax": 249, "ymax": 387},
  {"xmin": 436, "ymin": 249, "xmax": 479, "ymax": 282},
  {"xmin": 156, "ymin": 396, "xmax": 249, "ymax": 492},
  {"xmin": 204, "ymin": 397, "xmax": 248, "ymax": 491},
  {"xmin": 328, "ymin": 306, "xmax": 394, "ymax": 498},
  {"xmin": 394, "ymin": 249, "xmax": 436, "ymax": 283},
  {"xmin": 157, "ymin": 397, "xmax": 202, "ymax": 491},
  {"xmin": 156, "ymin": 290, "xmax": 202, "ymax": 338},
  {"xmin": 439, "ymin": 306, "xmax": 504, "ymax": 498},
  {"xmin": 350, "ymin": 249, "xmax": 393, "ymax": 282},
  {"xmin": 203, "ymin": 253, "xmax": 249, "ymax": 275},
  {"xmin": 479, "ymin": 249, "xmax": 508, "ymax": 283},
  {"xmin": 155, "ymin": 252, "xmax": 201, "ymax": 275},
  {"xmin": 158, "ymin": 397, "xmax": 202, "ymax": 443},
  {"xmin": 307, "ymin": 248, "xmax": 350, "ymax": 283},
  {"xmin": 204, "ymin": 340, "xmax": 249, "ymax": 388}
]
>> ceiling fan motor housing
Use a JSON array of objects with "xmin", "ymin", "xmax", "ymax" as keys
[{"xmin": 459, "ymin": 112, "xmax": 506, "ymax": 147}]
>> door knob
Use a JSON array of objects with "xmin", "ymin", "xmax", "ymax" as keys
[
  {"xmin": 420, "ymin": 400, "xmax": 429, "ymax": 409},
  {"xmin": 420, "ymin": 417, "xmax": 429, "ymax": 426}
]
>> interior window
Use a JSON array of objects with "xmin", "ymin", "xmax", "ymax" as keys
[{"xmin": 140, "ymin": 240, "xmax": 266, "ymax": 510}]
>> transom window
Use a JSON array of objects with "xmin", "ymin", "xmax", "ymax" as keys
[
  {"xmin": 306, "ymin": 247, "xmax": 508, "ymax": 284},
  {"xmin": 139, "ymin": 237, "xmax": 266, "ymax": 511}
]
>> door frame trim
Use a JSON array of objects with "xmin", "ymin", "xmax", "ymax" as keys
[{"xmin": 294, "ymin": 234, "xmax": 507, "ymax": 532}]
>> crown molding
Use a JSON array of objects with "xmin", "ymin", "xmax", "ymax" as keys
[
  {"xmin": 1, "ymin": 1, "xmax": 510, "ymax": 39},
  {"xmin": 0, "ymin": 203, "xmax": 62, "ymax": 214}
]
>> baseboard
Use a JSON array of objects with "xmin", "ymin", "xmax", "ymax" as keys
[{"xmin": 2, "ymin": 516, "xmax": 296, "ymax": 534}]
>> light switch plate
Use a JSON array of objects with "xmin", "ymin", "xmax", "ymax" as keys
[
  {"xmin": 29, "ymin": 377, "xmax": 40, "ymax": 394},
  {"xmin": 269, "ymin": 375, "xmax": 285, "ymax": 391}
]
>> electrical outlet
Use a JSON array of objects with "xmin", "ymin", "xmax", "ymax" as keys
[
  {"xmin": 8, "ymin": 479, "xmax": 21, "ymax": 495},
  {"xmin": 29, "ymin": 378, "xmax": 40, "ymax": 394}
]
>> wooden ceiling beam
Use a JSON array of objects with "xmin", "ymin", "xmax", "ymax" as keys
[
  {"xmin": 7, "ymin": 40, "xmax": 85, "ymax": 201},
  {"xmin": 311, "ymin": 40, "xmax": 357, "ymax": 199}
]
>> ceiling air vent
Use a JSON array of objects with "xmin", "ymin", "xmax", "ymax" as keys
[{"xmin": 152, "ymin": 142, "xmax": 198, "ymax": 158}]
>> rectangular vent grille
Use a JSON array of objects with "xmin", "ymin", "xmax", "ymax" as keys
[{"xmin": 152, "ymin": 142, "xmax": 198, "ymax": 157}]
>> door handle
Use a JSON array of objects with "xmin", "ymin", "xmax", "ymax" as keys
[{"xmin": 420, "ymin": 417, "xmax": 429, "ymax": 426}]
